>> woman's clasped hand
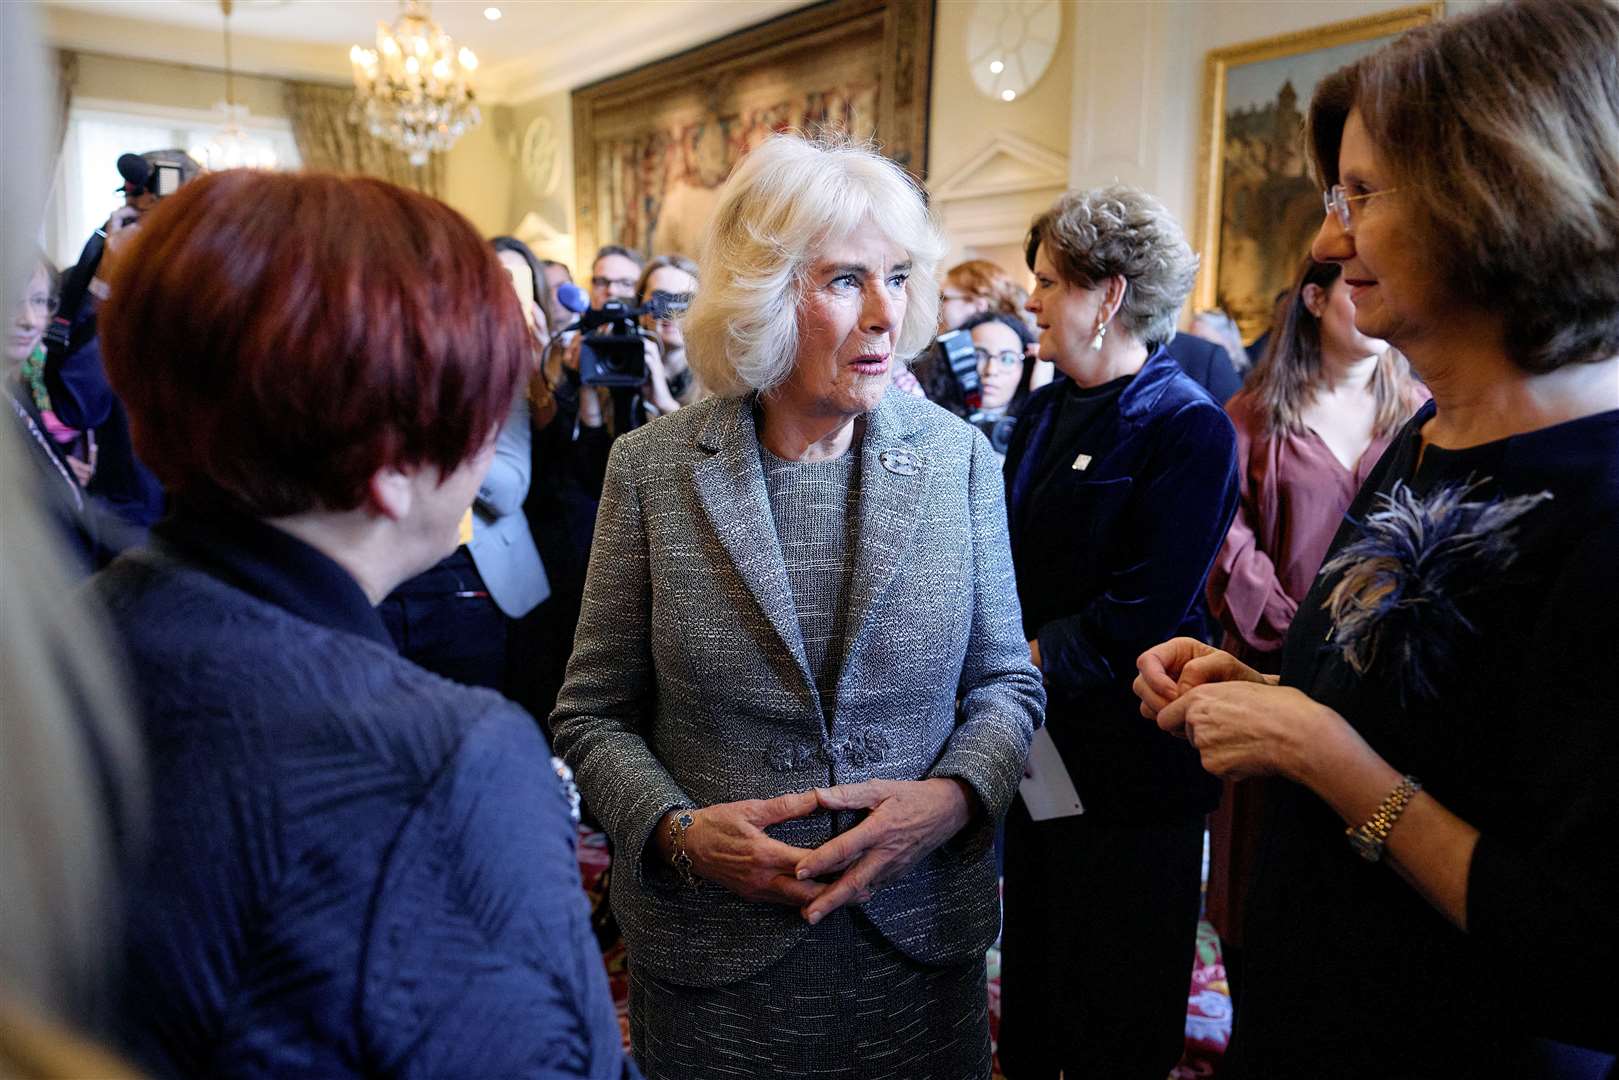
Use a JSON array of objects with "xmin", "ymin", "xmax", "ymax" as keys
[
  {"xmin": 1134, "ymin": 637, "xmax": 1362, "ymax": 783},
  {"xmin": 663, "ymin": 777, "xmax": 975, "ymax": 924}
]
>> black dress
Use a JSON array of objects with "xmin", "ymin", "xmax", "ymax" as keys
[{"xmin": 1229, "ymin": 401, "xmax": 1619, "ymax": 1078}]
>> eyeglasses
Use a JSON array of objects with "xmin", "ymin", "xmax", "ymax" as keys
[
  {"xmin": 1323, "ymin": 183, "xmax": 1399, "ymax": 231},
  {"xmin": 591, "ymin": 276, "xmax": 638, "ymax": 292},
  {"xmin": 974, "ymin": 347, "xmax": 1023, "ymax": 369}
]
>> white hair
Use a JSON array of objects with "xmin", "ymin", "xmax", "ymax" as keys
[{"xmin": 686, "ymin": 134, "xmax": 946, "ymax": 398}]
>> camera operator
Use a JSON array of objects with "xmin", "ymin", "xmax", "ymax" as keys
[
  {"xmin": 587, "ymin": 244, "xmax": 641, "ymax": 307},
  {"xmin": 40, "ymin": 150, "xmax": 199, "ymax": 553},
  {"xmin": 556, "ymin": 244, "xmax": 688, "ymax": 433},
  {"xmin": 635, "ymin": 253, "xmax": 699, "ymax": 411},
  {"xmin": 960, "ymin": 311, "xmax": 1036, "ymax": 459}
]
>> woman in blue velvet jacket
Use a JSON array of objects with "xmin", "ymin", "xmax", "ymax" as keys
[
  {"xmin": 997, "ymin": 186, "xmax": 1239, "ymax": 1080},
  {"xmin": 88, "ymin": 170, "xmax": 634, "ymax": 1080}
]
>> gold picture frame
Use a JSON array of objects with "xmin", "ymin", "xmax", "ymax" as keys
[
  {"xmin": 570, "ymin": 0, "xmax": 933, "ymax": 274},
  {"xmin": 1193, "ymin": 3, "xmax": 1443, "ymax": 339}
]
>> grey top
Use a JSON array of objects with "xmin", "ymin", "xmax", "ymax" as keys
[{"xmin": 759, "ymin": 439, "xmax": 860, "ymax": 711}]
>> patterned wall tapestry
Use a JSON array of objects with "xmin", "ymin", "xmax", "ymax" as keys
[{"xmin": 571, "ymin": 0, "xmax": 932, "ymax": 270}]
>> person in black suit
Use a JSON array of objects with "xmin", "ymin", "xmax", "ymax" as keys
[{"xmin": 1164, "ymin": 328, "xmax": 1242, "ymax": 404}]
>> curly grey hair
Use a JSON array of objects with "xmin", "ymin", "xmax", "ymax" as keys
[{"xmin": 1024, "ymin": 184, "xmax": 1198, "ymax": 346}]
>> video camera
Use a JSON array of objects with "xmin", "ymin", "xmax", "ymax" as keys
[
  {"xmin": 567, "ymin": 290, "xmax": 692, "ymax": 388},
  {"xmin": 921, "ymin": 328, "xmax": 982, "ymax": 417},
  {"xmin": 47, "ymin": 150, "xmax": 199, "ymax": 355}
]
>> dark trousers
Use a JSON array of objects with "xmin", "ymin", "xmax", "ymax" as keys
[
  {"xmin": 378, "ymin": 547, "xmax": 508, "ymax": 693},
  {"xmin": 998, "ymin": 802, "xmax": 1204, "ymax": 1080}
]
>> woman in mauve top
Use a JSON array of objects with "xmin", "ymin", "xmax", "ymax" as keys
[
  {"xmin": 1208, "ymin": 256, "xmax": 1425, "ymax": 670},
  {"xmin": 1202, "ymin": 258, "xmax": 1425, "ymax": 982}
]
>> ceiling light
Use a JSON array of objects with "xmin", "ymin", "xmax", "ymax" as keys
[
  {"xmin": 1001, "ymin": 89, "xmax": 1017, "ymax": 102},
  {"xmin": 350, "ymin": 0, "xmax": 482, "ymax": 166},
  {"xmin": 199, "ymin": 0, "xmax": 277, "ymax": 170},
  {"xmin": 989, "ymin": 60, "xmax": 1005, "ymax": 74},
  {"xmin": 483, "ymin": 6, "xmax": 501, "ymax": 19}
]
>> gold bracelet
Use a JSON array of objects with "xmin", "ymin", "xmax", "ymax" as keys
[
  {"xmin": 668, "ymin": 810, "xmax": 697, "ymax": 889},
  {"xmin": 1346, "ymin": 775, "xmax": 1421, "ymax": 862}
]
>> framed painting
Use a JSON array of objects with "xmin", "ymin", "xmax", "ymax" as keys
[
  {"xmin": 570, "ymin": 0, "xmax": 933, "ymax": 273},
  {"xmin": 1193, "ymin": 3, "xmax": 1442, "ymax": 340}
]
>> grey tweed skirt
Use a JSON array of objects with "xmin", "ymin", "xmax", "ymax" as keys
[{"xmin": 629, "ymin": 908, "xmax": 991, "ymax": 1080}]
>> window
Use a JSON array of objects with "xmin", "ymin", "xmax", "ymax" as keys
[{"xmin": 47, "ymin": 101, "xmax": 300, "ymax": 271}]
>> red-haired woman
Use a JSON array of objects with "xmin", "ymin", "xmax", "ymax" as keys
[{"xmin": 91, "ymin": 170, "xmax": 635, "ymax": 1080}]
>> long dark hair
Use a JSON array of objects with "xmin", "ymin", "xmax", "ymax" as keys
[{"xmin": 1246, "ymin": 257, "xmax": 1420, "ymax": 438}]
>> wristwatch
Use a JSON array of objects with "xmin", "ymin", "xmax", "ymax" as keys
[{"xmin": 1346, "ymin": 775, "xmax": 1421, "ymax": 862}]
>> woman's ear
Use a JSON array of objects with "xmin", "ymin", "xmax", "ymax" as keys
[
  {"xmin": 367, "ymin": 466, "xmax": 414, "ymax": 523},
  {"xmin": 1301, "ymin": 283, "xmax": 1328, "ymax": 319},
  {"xmin": 1101, "ymin": 275, "xmax": 1129, "ymax": 324}
]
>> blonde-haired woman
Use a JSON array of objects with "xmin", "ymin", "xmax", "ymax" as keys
[{"xmin": 552, "ymin": 134, "xmax": 1044, "ymax": 1079}]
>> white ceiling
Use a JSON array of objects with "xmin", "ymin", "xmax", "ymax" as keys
[{"xmin": 44, "ymin": 0, "xmax": 816, "ymax": 103}]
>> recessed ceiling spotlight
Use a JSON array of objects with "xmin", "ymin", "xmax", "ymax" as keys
[
  {"xmin": 484, "ymin": 6, "xmax": 502, "ymax": 20},
  {"xmin": 989, "ymin": 60, "xmax": 1005, "ymax": 74},
  {"xmin": 1001, "ymin": 89, "xmax": 1017, "ymax": 102}
]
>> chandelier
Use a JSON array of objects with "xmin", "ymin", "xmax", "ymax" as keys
[
  {"xmin": 350, "ymin": 0, "xmax": 481, "ymax": 166},
  {"xmin": 198, "ymin": 0, "xmax": 278, "ymax": 170}
]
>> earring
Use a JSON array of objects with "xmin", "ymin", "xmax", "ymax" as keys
[{"xmin": 1089, "ymin": 322, "xmax": 1108, "ymax": 352}]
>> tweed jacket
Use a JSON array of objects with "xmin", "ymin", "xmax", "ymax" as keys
[{"xmin": 550, "ymin": 387, "xmax": 1045, "ymax": 987}]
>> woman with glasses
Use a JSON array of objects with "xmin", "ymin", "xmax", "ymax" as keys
[
  {"xmin": 997, "ymin": 184, "xmax": 1239, "ymax": 1079},
  {"xmin": 959, "ymin": 311, "xmax": 1034, "ymax": 456},
  {"xmin": 1136, "ymin": 2, "xmax": 1619, "ymax": 1075}
]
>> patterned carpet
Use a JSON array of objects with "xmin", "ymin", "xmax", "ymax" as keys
[{"xmin": 577, "ymin": 829, "xmax": 1232, "ymax": 1079}]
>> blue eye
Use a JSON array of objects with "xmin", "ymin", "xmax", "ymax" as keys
[{"xmin": 887, "ymin": 272, "xmax": 909, "ymax": 290}]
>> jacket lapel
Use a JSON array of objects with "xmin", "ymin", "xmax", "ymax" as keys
[
  {"xmin": 833, "ymin": 392, "xmax": 927, "ymax": 700},
  {"xmin": 690, "ymin": 396, "xmax": 818, "ymax": 702}
]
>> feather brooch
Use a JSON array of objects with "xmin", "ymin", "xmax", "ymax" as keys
[{"xmin": 1319, "ymin": 479, "xmax": 1552, "ymax": 702}]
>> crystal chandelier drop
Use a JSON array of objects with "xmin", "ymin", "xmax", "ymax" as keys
[
  {"xmin": 199, "ymin": 0, "xmax": 278, "ymax": 170},
  {"xmin": 350, "ymin": 0, "xmax": 481, "ymax": 167}
]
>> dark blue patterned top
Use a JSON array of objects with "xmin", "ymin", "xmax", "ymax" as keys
[{"xmin": 93, "ymin": 509, "xmax": 636, "ymax": 1079}]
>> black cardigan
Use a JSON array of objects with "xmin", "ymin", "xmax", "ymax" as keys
[{"xmin": 1230, "ymin": 402, "xmax": 1619, "ymax": 1076}]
